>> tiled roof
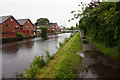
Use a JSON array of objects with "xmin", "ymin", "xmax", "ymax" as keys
[
  {"xmin": 37, "ymin": 23, "xmax": 58, "ymax": 27},
  {"xmin": 0, "ymin": 15, "xmax": 12, "ymax": 24},
  {"xmin": 17, "ymin": 19, "xmax": 28, "ymax": 25}
]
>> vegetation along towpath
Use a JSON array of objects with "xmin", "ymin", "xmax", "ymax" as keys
[{"xmin": 76, "ymin": 32, "xmax": 120, "ymax": 78}]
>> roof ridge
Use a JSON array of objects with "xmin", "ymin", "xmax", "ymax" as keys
[
  {"xmin": 17, "ymin": 18, "xmax": 29, "ymax": 20},
  {"xmin": 0, "ymin": 15, "xmax": 12, "ymax": 17}
]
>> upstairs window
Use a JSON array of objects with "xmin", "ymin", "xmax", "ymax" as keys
[
  {"xmin": 6, "ymin": 24, "xmax": 10, "ymax": 28},
  {"xmin": 11, "ymin": 19, "xmax": 13, "ymax": 21},
  {"xmin": 30, "ymin": 26, "xmax": 33, "ymax": 28},
  {"xmin": 25, "ymin": 26, "xmax": 28, "ymax": 28},
  {"xmin": 28, "ymin": 21, "xmax": 29, "ymax": 23},
  {"xmin": 15, "ymin": 26, "xmax": 18, "ymax": 29}
]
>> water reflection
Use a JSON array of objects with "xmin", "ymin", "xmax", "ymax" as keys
[{"xmin": 2, "ymin": 33, "xmax": 71, "ymax": 78}]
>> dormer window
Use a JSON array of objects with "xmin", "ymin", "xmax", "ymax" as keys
[{"xmin": 11, "ymin": 19, "xmax": 13, "ymax": 21}]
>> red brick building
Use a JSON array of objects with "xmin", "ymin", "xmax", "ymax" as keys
[
  {"xmin": 17, "ymin": 19, "xmax": 35, "ymax": 36},
  {"xmin": 0, "ymin": 15, "xmax": 21, "ymax": 38},
  {"xmin": 36, "ymin": 23, "xmax": 59, "ymax": 34}
]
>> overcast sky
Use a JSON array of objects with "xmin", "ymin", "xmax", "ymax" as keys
[{"xmin": 0, "ymin": 0, "xmax": 92, "ymax": 28}]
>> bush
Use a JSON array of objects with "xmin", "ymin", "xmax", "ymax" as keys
[
  {"xmin": 25, "ymin": 64, "xmax": 39, "ymax": 78},
  {"xmin": 25, "ymin": 56, "xmax": 46, "ymax": 78},
  {"xmin": 69, "ymin": 34, "xmax": 74, "ymax": 39},
  {"xmin": 59, "ymin": 42, "xmax": 63, "ymax": 47},
  {"xmin": 2, "ymin": 32, "xmax": 5, "ymax": 34},
  {"xmin": 63, "ymin": 37, "xmax": 69, "ymax": 44},
  {"xmin": 46, "ymin": 51, "xmax": 54, "ymax": 63},
  {"xmin": 17, "ymin": 33, "xmax": 24, "ymax": 41}
]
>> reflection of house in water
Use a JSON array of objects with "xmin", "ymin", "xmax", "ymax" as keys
[
  {"xmin": 2, "ymin": 42, "xmax": 19, "ymax": 54},
  {"xmin": 24, "ymin": 40, "xmax": 34, "ymax": 48}
]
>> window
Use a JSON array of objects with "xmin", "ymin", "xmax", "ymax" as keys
[
  {"xmin": 37, "ymin": 26, "xmax": 40, "ymax": 28},
  {"xmin": 28, "ymin": 21, "xmax": 29, "ymax": 23},
  {"xmin": 15, "ymin": 26, "xmax": 18, "ymax": 29},
  {"xmin": 25, "ymin": 26, "xmax": 28, "ymax": 28},
  {"xmin": 11, "ymin": 19, "xmax": 13, "ymax": 21},
  {"xmin": 30, "ymin": 26, "xmax": 33, "ymax": 28},
  {"xmin": 6, "ymin": 24, "xmax": 10, "ymax": 28}
]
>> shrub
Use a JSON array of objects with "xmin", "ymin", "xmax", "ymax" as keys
[
  {"xmin": 30, "ymin": 56, "xmax": 46, "ymax": 68},
  {"xmin": 25, "ymin": 56, "xmax": 46, "ymax": 78},
  {"xmin": 69, "ymin": 34, "xmax": 74, "ymax": 39},
  {"xmin": 63, "ymin": 37, "xmax": 69, "ymax": 44},
  {"xmin": 25, "ymin": 64, "xmax": 39, "ymax": 78},
  {"xmin": 46, "ymin": 51, "xmax": 54, "ymax": 63},
  {"xmin": 16, "ymin": 33, "xmax": 24, "ymax": 41},
  {"xmin": 2, "ymin": 32, "xmax": 5, "ymax": 34},
  {"xmin": 59, "ymin": 42, "xmax": 63, "ymax": 47}
]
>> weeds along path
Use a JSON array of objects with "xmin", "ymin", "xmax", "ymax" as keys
[{"xmin": 36, "ymin": 32, "xmax": 82, "ymax": 78}]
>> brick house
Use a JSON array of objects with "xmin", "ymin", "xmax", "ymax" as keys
[
  {"xmin": 17, "ymin": 19, "xmax": 35, "ymax": 36},
  {"xmin": 0, "ymin": 15, "xmax": 21, "ymax": 38},
  {"xmin": 47, "ymin": 23, "xmax": 59, "ymax": 33},
  {"xmin": 36, "ymin": 23, "xmax": 59, "ymax": 34}
]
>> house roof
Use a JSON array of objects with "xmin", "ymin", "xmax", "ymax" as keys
[
  {"xmin": 37, "ymin": 23, "xmax": 58, "ymax": 27},
  {"xmin": 0, "ymin": 15, "xmax": 12, "ymax": 24},
  {"xmin": 17, "ymin": 19, "xmax": 29, "ymax": 26}
]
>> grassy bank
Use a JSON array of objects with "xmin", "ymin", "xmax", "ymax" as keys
[
  {"xmin": 36, "ymin": 32, "xmax": 82, "ymax": 78},
  {"xmin": 84, "ymin": 35, "xmax": 119, "ymax": 59}
]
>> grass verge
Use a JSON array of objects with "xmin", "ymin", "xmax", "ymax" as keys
[
  {"xmin": 36, "ymin": 32, "xmax": 82, "ymax": 78},
  {"xmin": 85, "ymin": 35, "xmax": 119, "ymax": 59}
]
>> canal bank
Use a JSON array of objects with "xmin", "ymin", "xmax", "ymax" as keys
[
  {"xmin": 2, "ymin": 33, "xmax": 72, "ymax": 78},
  {"xmin": 35, "ymin": 32, "xmax": 82, "ymax": 78}
]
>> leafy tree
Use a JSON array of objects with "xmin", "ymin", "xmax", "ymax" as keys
[
  {"xmin": 71, "ymin": 1, "xmax": 120, "ymax": 53},
  {"xmin": 70, "ymin": 26, "xmax": 75, "ymax": 30},
  {"xmin": 35, "ymin": 18, "xmax": 50, "ymax": 25},
  {"xmin": 40, "ymin": 27, "xmax": 48, "ymax": 37}
]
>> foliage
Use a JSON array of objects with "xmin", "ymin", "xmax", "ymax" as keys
[
  {"xmin": 69, "ymin": 34, "xmax": 74, "ymax": 39},
  {"xmin": 16, "ymin": 32, "xmax": 24, "ymax": 41},
  {"xmin": 36, "ymin": 32, "xmax": 82, "ymax": 78},
  {"xmin": 25, "ymin": 64, "xmax": 39, "ymax": 78},
  {"xmin": 40, "ymin": 27, "xmax": 48, "ymax": 37},
  {"xmin": 46, "ymin": 51, "xmax": 54, "ymax": 63},
  {"xmin": 25, "ymin": 56, "xmax": 46, "ymax": 78},
  {"xmin": 59, "ymin": 42, "xmax": 63, "ymax": 47},
  {"xmin": 2, "ymin": 32, "xmax": 5, "ymax": 34},
  {"xmin": 70, "ymin": 26, "xmax": 75, "ymax": 30},
  {"xmin": 78, "ymin": 2, "xmax": 120, "ymax": 54},
  {"xmin": 35, "ymin": 18, "xmax": 50, "ymax": 25}
]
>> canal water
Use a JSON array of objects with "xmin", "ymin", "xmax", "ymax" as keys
[{"xmin": 1, "ymin": 33, "xmax": 71, "ymax": 78}]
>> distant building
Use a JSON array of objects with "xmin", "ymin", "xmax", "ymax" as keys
[
  {"xmin": 89, "ymin": 0, "xmax": 100, "ymax": 11},
  {"xmin": 59, "ymin": 26, "xmax": 66, "ymax": 32},
  {"xmin": 36, "ymin": 23, "xmax": 59, "ymax": 35},
  {"xmin": 0, "ymin": 15, "xmax": 21, "ymax": 38},
  {"xmin": 17, "ymin": 19, "xmax": 35, "ymax": 36}
]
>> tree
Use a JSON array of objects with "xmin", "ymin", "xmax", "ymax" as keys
[
  {"xmin": 70, "ymin": 26, "xmax": 75, "ymax": 30},
  {"xmin": 35, "ymin": 18, "xmax": 50, "ymax": 25},
  {"xmin": 40, "ymin": 27, "xmax": 48, "ymax": 37}
]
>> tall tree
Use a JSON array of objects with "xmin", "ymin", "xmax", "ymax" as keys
[{"xmin": 35, "ymin": 18, "xmax": 50, "ymax": 25}]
